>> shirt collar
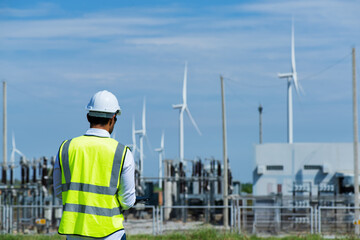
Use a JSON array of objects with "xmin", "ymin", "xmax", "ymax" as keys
[{"xmin": 85, "ymin": 128, "xmax": 111, "ymax": 138}]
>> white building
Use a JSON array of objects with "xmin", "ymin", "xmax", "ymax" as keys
[{"xmin": 253, "ymin": 143, "xmax": 356, "ymax": 196}]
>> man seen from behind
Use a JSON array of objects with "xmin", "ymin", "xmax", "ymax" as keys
[{"xmin": 53, "ymin": 90, "xmax": 136, "ymax": 240}]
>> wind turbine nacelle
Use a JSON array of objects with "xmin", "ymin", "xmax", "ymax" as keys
[
  {"xmin": 278, "ymin": 73, "xmax": 293, "ymax": 79},
  {"xmin": 172, "ymin": 104, "xmax": 183, "ymax": 109},
  {"xmin": 135, "ymin": 130, "xmax": 145, "ymax": 135},
  {"xmin": 155, "ymin": 148, "xmax": 163, "ymax": 152}
]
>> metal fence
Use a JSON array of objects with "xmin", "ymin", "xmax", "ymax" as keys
[
  {"xmin": 0, "ymin": 205, "xmax": 160, "ymax": 235},
  {"xmin": 1, "ymin": 204, "xmax": 360, "ymax": 236},
  {"xmin": 233, "ymin": 205, "xmax": 313, "ymax": 235},
  {"xmin": 123, "ymin": 205, "xmax": 159, "ymax": 235},
  {"xmin": 1, "ymin": 205, "xmax": 63, "ymax": 234},
  {"xmin": 159, "ymin": 205, "xmax": 233, "ymax": 234},
  {"xmin": 318, "ymin": 206, "xmax": 360, "ymax": 235}
]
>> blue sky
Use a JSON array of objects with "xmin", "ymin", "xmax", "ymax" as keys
[{"xmin": 0, "ymin": 0, "xmax": 360, "ymax": 182}]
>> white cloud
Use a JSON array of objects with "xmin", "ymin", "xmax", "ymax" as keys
[
  {"xmin": 63, "ymin": 72, "xmax": 126, "ymax": 84},
  {"xmin": 125, "ymin": 36, "xmax": 222, "ymax": 49},
  {"xmin": 0, "ymin": 17, "xmax": 169, "ymax": 39},
  {"xmin": 235, "ymin": 0, "xmax": 360, "ymax": 28},
  {"xmin": 0, "ymin": 3, "xmax": 58, "ymax": 17},
  {"xmin": 0, "ymin": 7, "xmax": 47, "ymax": 17}
]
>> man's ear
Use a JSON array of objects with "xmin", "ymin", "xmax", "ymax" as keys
[{"xmin": 109, "ymin": 116, "xmax": 115, "ymax": 126}]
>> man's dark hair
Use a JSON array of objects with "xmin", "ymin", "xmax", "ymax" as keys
[{"xmin": 87, "ymin": 114, "xmax": 111, "ymax": 126}]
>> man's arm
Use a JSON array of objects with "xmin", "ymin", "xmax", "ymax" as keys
[
  {"xmin": 53, "ymin": 153, "xmax": 62, "ymax": 199},
  {"xmin": 117, "ymin": 148, "xmax": 136, "ymax": 210}
]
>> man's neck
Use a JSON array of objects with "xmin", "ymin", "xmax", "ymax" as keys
[{"xmin": 90, "ymin": 125, "xmax": 110, "ymax": 133}]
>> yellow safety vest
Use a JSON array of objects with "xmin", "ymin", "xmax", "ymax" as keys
[{"xmin": 58, "ymin": 135, "xmax": 128, "ymax": 238}]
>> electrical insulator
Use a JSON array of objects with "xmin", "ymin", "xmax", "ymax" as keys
[
  {"xmin": 228, "ymin": 170, "xmax": 232, "ymax": 193},
  {"xmin": 39, "ymin": 158, "xmax": 43, "ymax": 175},
  {"xmin": 10, "ymin": 168, "xmax": 13, "ymax": 185},
  {"xmin": 21, "ymin": 165, "xmax": 25, "ymax": 185},
  {"xmin": 2, "ymin": 168, "xmax": 6, "ymax": 184},
  {"xmin": 179, "ymin": 162, "xmax": 183, "ymax": 174},
  {"xmin": 217, "ymin": 162, "xmax": 221, "ymax": 177},
  {"xmin": 199, "ymin": 160, "xmax": 202, "ymax": 176},
  {"xmin": 26, "ymin": 165, "xmax": 30, "ymax": 183},
  {"xmin": 170, "ymin": 164, "xmax": 175, "ymax": 177},
  {"xmin": 32, "ymin": 163, "xmax": 36, "ymax": 183},
  {"xmin": 192, "ymin": 162, "xmax": 195, "ymax": 177},
  {"xmin": 42, "ymin": 157, "xmax": 48, "ymax": 187}
]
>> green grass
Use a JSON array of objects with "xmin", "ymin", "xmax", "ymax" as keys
[
  {"xmin": 1, "ymin": 229, "xmax": 360, "ymax": 240},
  {"xmin": 128, "ymin": 229, "xmax": 360, "ymax": 240},
  {"xmin": 0, "ymin": 234, "xmax": 65, "ymax": 240}
]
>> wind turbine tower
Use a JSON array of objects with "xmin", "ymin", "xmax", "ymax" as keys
[
  {"xmin": 278, "ymin": 21, "xmax": 301, "ymax": 144},
  {"xmin": 135, "ymin": 99, "xmax": 146, "ymax": 177},
  {"xmin": 131, "ymin": 117, "xmax": 137, "ymax": 159},
  {"xmin": 172, "ymin": 62, "xmax": 201, "ymax": 168},
  {"xmin": 155, "ymin": 131, "xmax": 165, "ymax": 189}
]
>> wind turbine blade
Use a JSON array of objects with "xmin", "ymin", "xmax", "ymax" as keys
[
  {"xmin": 291, "ymin": 20, "xmax": 300, "ymax": 95},
  {"xmin": 162, "ymin": 131, "xmax": 165, "ymax": 159},
  {"xmin": 15, "ymin": 149, "xmax": 24, "ymax": 157},
  {"xmin": 298, "ymin": 81, "xmax": 305, "ymax": 95},
  {"xmin": 145, "ymin": 135, "xmax": 155, "ymax": 158},
  {"xmin": 161, "ymin": 131, "xmax": 164, "ymax": 149},
  {"xmin": 185, "ymin": 107, "xmax": 202, "ymax": 136},
  {"xmin": 291, "ymin": 20, "xmax": 296, "ymax": 74},
  {"xmin": 10, "ymin": 150, "xmax": 15, "ymax": 164},
  {"xmin": 142, "ymin": 98, "xmax": 146, "ymax": 135},
  {"xmin": 12, "ymin": 132, "xmax": 15, "ymax": 149},
  {"xmin": 11, "ymin": 132, "xmax": 16, "ymax": 164},
  {"xmin": 183, "ymin": 62, "xmax": 188, "ymax": 106},
  {"xmin": 132, "ymin": 116, "xmax": 136, "ymax": 146},
  {"xmin": 293, "ymin": 73, "xmax": 300, "ymax": 95}
]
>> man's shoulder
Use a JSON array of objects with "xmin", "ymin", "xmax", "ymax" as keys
[{"xmin": 59, "ymin": 136, "xmax": 129, "ymax": 149}]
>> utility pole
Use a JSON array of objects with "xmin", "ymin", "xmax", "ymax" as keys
[
  {"xmin": 220, "ymin": 75, "xmax": 228, "ymax": 228},
  {"xmin": 258, "ymin": 104, "xmax": 263, "ymax": 144},
  {"xmin": 353, "ymin": 47, "xmax": 359, "ymax": 235},
  {"xmin": 2, "ymin": 81, "xmax": 7, "ymax": 185}
]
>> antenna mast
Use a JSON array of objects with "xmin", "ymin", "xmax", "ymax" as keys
[
  {"xmin": 2, "ymin": 81, "xmax": 7, "ymax": 184},
  {"xmin": 221, "ymin": 75, "xmax": 228, "ymax": 228},
  {"xmin": 258, "ymin": 104, "xmax": 263, "ymax": 144},
  {"xmin": 352, "ymin": 47, "xmax": 359, "ymax": 235}
]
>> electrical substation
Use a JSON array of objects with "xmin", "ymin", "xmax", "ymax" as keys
[{"xmin": 0, "ymin": 20, "xmax": 359, "ymax": 236}]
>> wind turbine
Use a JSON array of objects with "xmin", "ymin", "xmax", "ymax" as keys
[
  {"xmin": 10, "ymin": 132, "xmax": 25, "ymax": 184},
  {"xmin": 135, "ymin": 98, "xmax": 146, "ymax": 177},
  {"xmin": 278, "ymin": 20, "xmax": 302, "ymax": 144},
  {"xmin": 155, "ymin": 131, "xmax": 165, "ymax": 189},
  {"xmin": 172, "ymin": 62, "xmax": 202, "ymax": 168},
  {"xmin": 130, "ymin": 116, "xmax": 138, "ymax": 159}
]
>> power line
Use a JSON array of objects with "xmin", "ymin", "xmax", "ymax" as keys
[
  {"xmin": 223, "ymin": 76, "xmax": 283, "ymax": 88},
  {"xmin": 223, "ymin": 78, "xmax": 273, "ymax": 108},
  {"xmin": 300, "ymin": 51, "xmax": 352, "ymax": 82},
  {"xmin": 222, "ymin": 51, "xmax": 352, "ymax": 88}
]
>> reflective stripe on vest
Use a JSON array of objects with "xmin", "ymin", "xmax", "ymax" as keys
[{"xmin": 63, "ymin": 203, "xmax": 122, "ymax": 217}]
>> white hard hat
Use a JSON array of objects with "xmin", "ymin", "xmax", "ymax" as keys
[{"xmin": 86, "ymin": 90, "xmax": 121, "ymax": 118}]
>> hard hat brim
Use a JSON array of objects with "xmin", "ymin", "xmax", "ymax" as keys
[{"xmin": 88, "ymin": 111, "xmax": 119, "ymax": 118}]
